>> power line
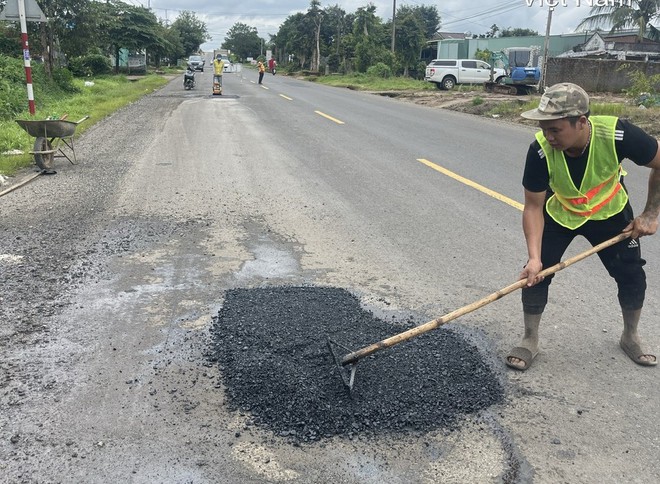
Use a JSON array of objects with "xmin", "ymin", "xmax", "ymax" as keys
[
  {"xmin": 440, "ymin": 2, "xmax": 525, "ymax": 28},
  {"xmin": 441, "ymin": 2, "xmax": 523, "ymax": 25},
  {"xmin": 152, "ymin": 1, "xmax": 526, "ymax": 40},
  {"xmin": 390, "ymin": 0, "xmax": 526, "ymax": 32}
]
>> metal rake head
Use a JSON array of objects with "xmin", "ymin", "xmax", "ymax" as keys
[{"xmin": 326, "ymin": 337, "xmax": 358, "ymax": 392}]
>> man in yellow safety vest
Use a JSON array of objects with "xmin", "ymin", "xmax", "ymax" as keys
[
  {"xmin": 507, "ymin": 82, "xmax": 660, "ymax": 370},
  {"xmin": 213, "ymin": 55, "xmax": 225, "ymax": 94}
]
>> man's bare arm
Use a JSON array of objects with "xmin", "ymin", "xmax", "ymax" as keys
[
  {"xmin": 521, "ymin": 189, "xmax": 546, "ymax": 286},
  {"xmin": 627, "ymin": 141, "xmax": 660, "ymax": 238}
]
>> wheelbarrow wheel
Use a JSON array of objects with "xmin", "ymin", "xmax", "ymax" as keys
[{"xmin": 33, "ymin": 137, "xmax": 54, "ymax": 170}]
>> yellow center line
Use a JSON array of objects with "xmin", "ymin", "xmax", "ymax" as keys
[
  {"xmin": 417, "ymin": 158, "xmax": 524, "ymax": 211},
  {"xmin": 279, "ymin": 94, "xmax": 293, "ymax": 101},
  {"xmin": 314, "ymin": 111, "xmax": 345, "ymax": 125}
]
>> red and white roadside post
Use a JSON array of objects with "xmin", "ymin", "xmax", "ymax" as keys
[
  {"xmin": 0, "ymin": 0, "xmax": 46, "ymax": 115},
  {"xmin": 18, "ymin": 0, "xmax": 36, "ymax": 115}
]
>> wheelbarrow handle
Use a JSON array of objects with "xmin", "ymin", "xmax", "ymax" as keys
[
  {"xmin": 75, "ymin": 115, "xmax": 90, "ymax": 124},
  {"xmin": 340, "ymin": 231, "xmax": 631, "ymax": 366}
]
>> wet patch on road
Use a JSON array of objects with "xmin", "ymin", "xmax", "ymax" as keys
[{"xmin": 210, "ymin": 286, "xmax": 504, "ymax": 444}]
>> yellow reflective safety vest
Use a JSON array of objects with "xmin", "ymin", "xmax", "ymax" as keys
[
  {"xmin": 537, "ymin": 115, "xmax": 628, "ymax": 229},
  {"xmin": 213, "ymin": 59, "xmax": 225, "ymax": 75}
]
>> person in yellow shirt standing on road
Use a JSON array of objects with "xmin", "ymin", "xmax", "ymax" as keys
[
  {"xmin": 213, "ymin": 54, "xmax": 225, "ymax": 95},
  {"xmin": 257, "ymin": 60, "xmax": 265, "ymax": 85}
]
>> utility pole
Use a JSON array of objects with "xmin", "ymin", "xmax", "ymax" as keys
[
  {"xmin": 540, "ymin": 6, "xmax": 553, "ymax": 92},
  {"xmin": 391, "ymin": 0, "xmax": 396, "ymax": 53}
]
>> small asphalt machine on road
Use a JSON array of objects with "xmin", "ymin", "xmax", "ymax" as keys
[{"xmin": 213, "ymin": 75, "xmax": 223, "ymax": 96}]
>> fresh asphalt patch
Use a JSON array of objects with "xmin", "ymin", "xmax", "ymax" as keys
[{"xmin": 210, "ymin": 286, "xmax": 504, "ymax": 444}]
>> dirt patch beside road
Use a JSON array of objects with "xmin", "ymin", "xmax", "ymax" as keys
[{"xmin": 379, "ymin": 89, "xmax": 660, "ymax": 138}]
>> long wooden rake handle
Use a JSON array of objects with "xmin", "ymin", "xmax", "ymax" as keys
[{"xmin": 341, "ymin": 232, "xmax": 630, "ymax": 366}]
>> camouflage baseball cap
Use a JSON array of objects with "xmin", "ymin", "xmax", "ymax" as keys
[{"xmin": 521, "ymin": 82, "xmax": 589, "ymax": 120}]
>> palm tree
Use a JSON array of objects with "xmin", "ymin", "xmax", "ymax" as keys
[{"xmin": 576, "ymin": 0, "xmax": 660, "ymax": 41}]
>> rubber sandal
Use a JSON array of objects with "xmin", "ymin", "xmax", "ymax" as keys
[
  {"xmin": 505, "ymin": 346, "xmax": 537, "ymax": 371},
  {"xmin": 620, "ymin": 340, "xmax": 658, "ymax": 366}
]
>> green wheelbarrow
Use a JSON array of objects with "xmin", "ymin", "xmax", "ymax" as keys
[{"xmin": 16, "ymin": 116, "xmax": 90, "ymax": 171}]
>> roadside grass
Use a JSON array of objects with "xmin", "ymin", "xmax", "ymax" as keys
[
  {"xmin": 487, "ymin": 99, "xmax": 629, "ymax": 118},
  {"xmin": 0, "ymin": 74, "xmax": 170, "ymax": 176},
  {"xmin": 486, "ymin": 99, "xmax": 535, "ymax": 117},
  {"xmin": 156, "ymin": 65, "xmax": 185, "ymax": 74},
  {"xmin": 312, "ymin": 73, "xmax": 435, "ymax": 91},
  {"xmin": 481, "ymin": 95, "xmax": 660, "ymax": 136},
  {"xmin": 591, "ymin": 102, "xmax": 627, "ymax": 116}
]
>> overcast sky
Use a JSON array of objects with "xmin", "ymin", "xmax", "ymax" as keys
[{"xmin": 142, "ymin": 1, "xmax": 605, "ymax": 52}]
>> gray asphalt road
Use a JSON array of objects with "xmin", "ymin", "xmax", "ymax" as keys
[{"xmin": 1, "ymin": 69, "xmax": 658, "ymax": 483}]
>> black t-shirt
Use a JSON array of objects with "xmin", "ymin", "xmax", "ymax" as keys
[{"xmin": 522, "ymin": 119, "xmax": 658, "ymax": 193}]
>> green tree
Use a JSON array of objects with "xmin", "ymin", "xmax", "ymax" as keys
[
  {"xmin": 21, "ymin": 0, "xmax": 91, "ymax": 76},
  {"xmin": 486, "ymin": 24, "xmax": 500, "ymax": 38},
  {"xmin": 388, "ymin": 5, "xmax": 439, "ymax": 76},
  {"xmin": 338, "ymin": 31, "xmax": 357, "ymax": 72},
  {"xmin": 352, "ymin": 4, "xmax": 387, "ymax": 72},
  {"xmin": 149, "ymin": 21, "xmax": 183, "ymax": 67},
  {"xmin": 307, "ymin": 0, "xmax": 323, "ymax": 72},
  {"xmin": 500, "ymin": 27, "xmax": 539, "ymax": 37},
  {"xmin": 577, "ymin": 0, "xmax": 660, "ymax": 41},
  {"xmin": 474, "ymin": 48, "xmax": 492, "ymax": 62},
  {"xmin": 96, "ymin": 1, "xmax": 165, "ymax": 72},
  {"xmin": 354, "ymin": 4, "xmax": 380, "ymax": 38},
  {"xmin": 55, "ymin": 0, "xmax": 104, "ymax": 58},
  {"xmin": 393, "ymin": 8, "xmax": 426, "ymax": 77},
  {"xmin": 410, "ymin": 5, "xmax": 441, "ymax": 40},
  {"xmin": 170, "ymin": 10, "xmax": 210, "ymax": 56},
  {"xmin": 162, "ymin": 24, "xmax": 185, "ymax": 65},
  {"xmin": 323, "ymin": 5, "xmax": 349, "ymax": 56},
  {"xmin": 274, "ymin": 13, "xmax": 306, "ymax": 68},
  {"xmin": 222, "ymin": 22, "xmax": 261, "ymax": 60},
  {"xmin": 320, "ymin": 5, "xmax": 354, "ymax": 73},
  {"xmin": 278, "ymin": 12, "xmax": 317, "ymax": 69},
  {"xmin": 0, "ymin": 20, "xmax": 20, "ymax": 56},
  {"xmin": 354, "ymin": 38, "xmax": 375, "ymax": 72}
]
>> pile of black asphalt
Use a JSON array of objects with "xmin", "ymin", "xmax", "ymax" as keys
[{"xmin": 209, "ymin": 286, "xmax": 504, "ymax": 443}]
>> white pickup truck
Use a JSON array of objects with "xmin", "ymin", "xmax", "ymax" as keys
[{"xmin": 424, "ymin": 59, "xmax": 506, "ymax": 90}]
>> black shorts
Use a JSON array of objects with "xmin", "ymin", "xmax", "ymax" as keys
[{"xmin": 522, "ymin": 202, "xmax": 646, "ymax": 312}]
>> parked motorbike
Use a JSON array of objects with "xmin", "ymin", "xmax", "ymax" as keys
[{"xmin": 184, "ymin": 64, "xmax": 196, "ymax": 90}]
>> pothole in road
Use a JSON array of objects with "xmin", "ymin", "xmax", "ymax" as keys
[
  {"xmin": 209, "ymin": 286, "xmax": 504, "ymax": 444},
  {"xmin": 234, "ymin": 236, "xmax": 299, "ymax": 281}
]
